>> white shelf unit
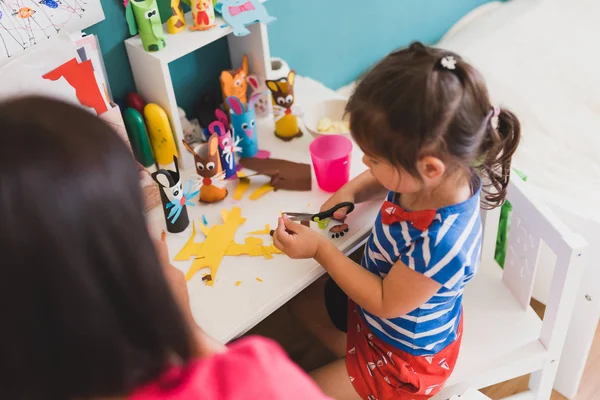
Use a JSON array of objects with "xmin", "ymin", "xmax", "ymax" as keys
[{"xmin": 125, "ymin": 11, "xmax": 273, "ymax": 168}]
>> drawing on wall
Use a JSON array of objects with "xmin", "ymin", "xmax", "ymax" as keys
[{"xmin": 0, "ymin": 0, "xmax": 104, "ymax": 62}]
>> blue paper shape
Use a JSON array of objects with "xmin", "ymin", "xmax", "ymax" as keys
[{"xmin": 219, "ymin": 0, "xmax": 275, "ymax": 36}]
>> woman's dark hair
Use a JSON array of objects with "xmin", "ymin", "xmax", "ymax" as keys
[
  {"xmin": 347, "ymin": 42, "xmax": 521, "ymax": 208},
  {"xmin": 0, "ymin": 97, "xmax": 194, "ymax": 399}
]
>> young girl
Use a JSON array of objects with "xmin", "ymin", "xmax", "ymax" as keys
[
  {"xmin": 273, "ymin": 42, "xmax": 521, "ymax": 400},
  {"xmin": 0, "ymin": 97, "xmax": 331, "ymax": 400}
]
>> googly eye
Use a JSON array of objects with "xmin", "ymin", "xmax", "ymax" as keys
[
  {"xmin": 234, "ymin": 79, "xmax": 242, "ymax": 87},
  {"xmin": 276, "ymin": 97, "xmax": 285, "ymax": 106},
  {"xmin": 196, "ymin": 162, "xmax": 205, "ymax": 171},
  {"xmin": 250, "ymin": 120, "xmax": 255, "ymax": 127},
  {"xmin": 222, "ymin": 137, "xmax": 230, "ymax": 146},
  {"xmin": 285, "ymin": 95, "xmax": 293, "ymax": 104},
  {"xmin": 145, "ymin": 8, "xmax": 157, "ymax": 18},
  {"xmin": 207, "ymin": 162, "xmax": 215, "ymax": 170},
  {"xmin": 241, "ymin": 123, "xmax": 249, "ymax": 130},
  {"xmin": 173, "ymin": 189, "xmax": 180, "ymax": 196}
]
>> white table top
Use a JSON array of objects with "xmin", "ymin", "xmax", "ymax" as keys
[{"xmin": 147, "ymin": 77, "xmax": 381, "ymax": 342}]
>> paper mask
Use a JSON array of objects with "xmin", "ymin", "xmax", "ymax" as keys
[
  {"xmin": 266, "ymin": 70, "xmax": 302, "ymax": 141},
  {"xmin": 221, "ymin": 54, "xmax": 248, "ymax": 110},
  {"xmin": 151, "ymin": 156, "xmax": 196, "ymax": 233},
  {"xmin": 190, "ymin": 0, "xmax": 216, "ymax": 31},
  {"xmin": 226, "ymin": 94, "xmax": 260, "ymax": 158},
  {"xmin": 220, "ymin": 0, "xmax": 275, "ymax": 36},
  {"xmin": 183, "ymin": 136, "xmax": 228, "ymax": 203},
  {"xmin": 209, "ymin": 109, "xmax": 241, "ymax": 179},
  {"xmin": 126, "ymin": 0, "xmax": 166, "ymax": 52}
]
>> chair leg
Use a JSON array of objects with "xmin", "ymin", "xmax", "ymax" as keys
[{"xmin": 529, "ymin": 362, "xmax": 559, "ymax": 399}]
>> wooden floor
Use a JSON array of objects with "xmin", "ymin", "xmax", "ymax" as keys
[{"xmin": 246, "ymin": 271, "xmax": 600, "ymax": 399}]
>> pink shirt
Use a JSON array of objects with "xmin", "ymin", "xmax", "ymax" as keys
[{"xmin": 130, "ymin": 336, "xmax": 331, "ymax": 400}]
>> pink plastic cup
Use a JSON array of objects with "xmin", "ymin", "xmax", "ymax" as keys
[{"xmin": 309, "ymin": 135, "xmax": 353, "ymax": 192}]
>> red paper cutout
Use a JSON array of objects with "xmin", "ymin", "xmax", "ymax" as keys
[{"xmin": 43, "ymin": 58, "xmax": 108, "ymax": 115}]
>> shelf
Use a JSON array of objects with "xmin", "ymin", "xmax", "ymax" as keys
[{"xmin": 124, "ymin": 0, "xmax": 267, "ymax": 64}]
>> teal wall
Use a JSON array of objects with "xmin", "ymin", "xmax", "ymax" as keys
[{"xmin": 87, "ymin": 0, "xmax": 491, "ymax": 114}]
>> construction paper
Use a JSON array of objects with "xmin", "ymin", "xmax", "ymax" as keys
[
  {"xmin": 145, "ymin": 103, "xmax": 178, "ymax": 166},
  {"xmin": 248, "ymin": 224, "xmax": 271, "ymax": 235},
  {"xmin": 151, "ymin": 156, "xmax": 193, "ymax": 233},
  {"xmin": 73, "ymin": 34, "xmax": 112, "ymax": 108},
  {"xmin": 235, "ymin": 281, "xmax": 242, "ymax": 286},
  {"xmin": 221, "ymin": 54, "xmax": 248, "ymax": 108},
  {"xmin": 239, "ymin": 157, "xmax": 312, "ymax": 191},
  {"xmin": 234, "ymin": 176, "xmax": 250, "ymax": 200},
  {"xmin": 0, "ymin": 0, "xmax": 105, "ymax": 63},
  {"xmin": 225, "ymin": 237, "xmax": 282, "ymax": 258},
  {"xmin": 128, "ymin": 0, "xmax": 166, "ymax": 52},
  {"xmin": 249, "ymin": 183, "xmax": 274, "ymax": 200},
  {"xmin": 190, "ymin": 0, "xmax": 215, "ymax": 31},
  {"xmin": 43, "ymin": 58, "xmax": 108, "ymax": 115},
  {"xmin": 256, "ymin": 277, "xmax": 263, "ymax": 282},
  {"xmin": 266, "ymin": 70, "xmax": 302, "ymax": 140},
  {"xmin": 210, "ymin": 110, "xmax": 240, "ymax": 179},
  {"xmin": 167, "ymin": 0, "xmax": 187, "ymax": 33},
  {"xmin": 183, "ymin": 135, "xmax": 227, "ymax": 203},
  {"xmin": 220, "ymin": 0, "xmax": 275, "ymax": 36},
  {"xmin": 174, "ymin": 221, "xmax": 203, "ymax": 261}
]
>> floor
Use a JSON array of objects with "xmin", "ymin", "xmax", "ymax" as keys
[{"xmin": 246, "ymin": 252, "xmax": 600, "ymax": 399}]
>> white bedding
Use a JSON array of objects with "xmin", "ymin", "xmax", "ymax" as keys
[{"xmin": 437, "ymin": 0, "xmax": 600, "ymax": 221}]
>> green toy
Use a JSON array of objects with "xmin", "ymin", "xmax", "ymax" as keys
[
  {"xmin": 495, "ymin": 169, "xmax": 527, "ymax": 268},
  {"xmin": 125, "ymin": 0, "xmax": 166, "ymax": 52},
  {"xmin": 123, "ymin": 108, "xmax": 155, "ymax": 167}
]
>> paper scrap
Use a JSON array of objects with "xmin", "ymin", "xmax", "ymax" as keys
[
  {"xmin": 256, "ymin": 277, "xmax": 263, "ymax": 282},
  {"xmin": 235, "ymin": 281, "xmax": 242, "ymax": 286},
  {"xmin": 234, "ymin": 177, "xmax": 250, "ymax": 200},
  {"xmin": 239, "ymin": 157, "xmax": 312, "ymax": 191},
  {"xmin": 249, "ymin": 183, "xmax": 274, "ymax": 200},
  {"xmin": 248, "ymin": 224, "xmax": 271, "ymax": 235}
]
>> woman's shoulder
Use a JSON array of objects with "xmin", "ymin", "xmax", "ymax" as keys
[{"xmin": 130, "ymin": 336, "xmax": 331, "ymax": 400}]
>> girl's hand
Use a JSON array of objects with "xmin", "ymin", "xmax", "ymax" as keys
[
  {"xmin": 320, "ymin": 187, "xmax": 355, "ymax": 221},
  {"xmin": 273, "ymin": 215, "xmax": 326, "ymax": 259}
]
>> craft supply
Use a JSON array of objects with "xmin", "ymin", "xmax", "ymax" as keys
[
  {"xmin": 127, "ymin": 92, "xmax": 146, "ymax": 115},
  {"xmin": 249, "ymin": 183, "xmax": 274, "ymax": 200},
  {"xmin": 167, "ymin": 0, "xmax": 187, "ymax": 33},
  {"xmin": 309, "ymin": 135, "xmax": 353, "ymax": 192},
  {"xmin": 220, "ymin": 0, "xmax": 275, "ymax": 36},
  {"xmin": 221, "ymin": 55, "xmax": 248, "ymax": 110},
  {"xmin": 239, "ymin": 157, "xmax": 312, "ymax": 191},
  {"xmin": 151, "ymin": 156, "xmax": 195, "ymax": 233},
  {"xmin": 248, "ymin": 225, "xmax": 271, "ymax": 235},
  {"xmin": 246, "ymin": 75, "xmax": 270, "ymax": 117},
  {"xmin": 235, "ymin": 281, "xmax": 242, "ymax": 286},
  {"xmin": 211, "ymin": 109, "xmax": 241, "ymax": 179},
  {"xmin": 256, "ymin": 277, "xmax": 263, "ymax": 282},
  {"xmin": 317, "ymin": 118, "xmax": 350, "ymax": 134},
  {"xmin": 183, "ymin": 136, "xmax": 227, "ymax": 203},
  {"xmin": 234, "ymin": 175, "xmax": 251, "ymax": 200},
  {"xmin": 123, "ymin": 107, "xmax": 155, "ymax": 167},
  {"xmin": 285, "ymin": 202, "xmax": 355, "ymax": 231},
  {"xmin": 125, "ymin": 0, "xmax": 166, "ymax": 52},
  {"xmin": 226, "ymin": 94, "xmax": 260, "ymax": 158},
  {"xmin": 191, "ymin": 0, "xmax": 216, "ymax": 31},
  {"xmin": 179, "ymin": 107, "xmax": 203, "ymax": 144},
  {"xmin": 329, "ymin": 223, "xmax": 349, "ymax": 239},
  {"xmin": 266, "ymin": 70, "xmax": 302, "ymax": 140},
  {"xmin": 144, "ymin": 103, "xmax": 178, "ymax": 166}
]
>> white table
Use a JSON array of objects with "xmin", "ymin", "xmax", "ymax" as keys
[{"xmin": 147, "ymin": 76, "xmax": 381, "ymax": 342}]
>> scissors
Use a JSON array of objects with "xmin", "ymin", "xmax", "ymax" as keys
[{"xmin": 284, "ymin": 202, "xmax": 355, "ymax": 229}]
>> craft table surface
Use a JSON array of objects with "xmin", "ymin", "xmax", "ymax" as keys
[{"xmin": 147, "ymin": 77, "xmax": 381, "ymax": 342}]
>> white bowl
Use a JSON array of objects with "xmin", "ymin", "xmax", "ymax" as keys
[{"xmin": 303, "ymin": 99, "xmax": 350, "ymax": 138}]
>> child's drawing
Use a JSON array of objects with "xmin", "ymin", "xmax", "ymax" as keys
[{"xmin": 0, "ymin": 0, "xmax": 104, "ymax": 62}]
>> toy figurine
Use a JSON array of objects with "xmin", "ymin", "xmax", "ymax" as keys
[
  {"xmin": 247, "ymin": 75, "xmax": 269, "ymax": 118},
  {"xmin": 178, "ymin": 107, "xmax": 203, "ymax": 144},
  {"xmin": 266, "ymin": 70, "xmax": 302, "ymax": 141},
  {"xmin": 226, "ymin": 93, "xmax": 260, "ymax": 158},
  {"xmin": 183, "ymin": 137, "xmax": 228, "ymax": 203},
  {"xmin": 210, "ymin": 109, "xmax": 241, "ymax": 179},
  {"xmin": 190, "ymin": 0, "xmax": 216, "ymax": 31},
  {"xmin": 151, "ymin": 156, "xmax": 197, "ymax": 233},
  {"xmin": 221, "ymin": 54, "xmax": 248, "ymax": 111},
  {"xmin": 125, "ymin": 0, "xmax": 166, "ymax": 52},
  {"xmin": 167, "ymin": 0, "xmax": 187, "ymax": 34},
  {"xmin": 220, "ymin": 0, "xmax": 276, "ymax": 36}
]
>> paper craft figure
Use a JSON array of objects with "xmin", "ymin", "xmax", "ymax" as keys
[
  {"xmin": 220, "ymin": 0, "xmax": 275, "ymax": 36},
  {"xmin": 226, "ymin": 93, "xmax": 260, "ymax": 158},
  {"xmin": 43, "ymin": 58, "xmax": 109, "ymax": 115},
  {"xmin": 239, "ymin": 157, "xmax": 312, "ymax": 192},
  {"xmin": 125, "ymin": 0, "xmax": 166, "ymax": 52},
  {"xmin": 167, "ymin": 0, "xmax": 187, "ymax": 34},
  {"xmin": 144, "ymin": 103, "xmax": 178, "ymax": 166},
  {"xmin": 191, "ymin": 0, "xmax": 216, "ymax": 31},
  {"xmin": 123, "ymin": 107, "xmax": 155, "ymax": 168},
  {"xmin": 221, "ymin": 54, "xmax": 248, "ymax": 110},
  {"xmin": 247, "ymin": 75, "xmax": 269, "ymax": 118},
  {"xmin": 183, "ymin": 136, "xmax": 228, "ymax": 203},
  {"xmin": 178, "ymin": 107, "xmax": 203, "ymax": 144},
  {"xmin": 266, "ymin": 70, "xmax": 302, "ymax": 141},
  {"xmin": 210, "ymin": 109, "xmax": 241, "ymax": 179},
  {"xmin": 151, "ymin": 156, "xmax": 197, "ymax": 233}
]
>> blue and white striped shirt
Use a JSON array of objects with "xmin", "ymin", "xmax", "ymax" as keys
[{"xmin": 359, "ymin": 183, "xmax": 482, "ymax": 356}]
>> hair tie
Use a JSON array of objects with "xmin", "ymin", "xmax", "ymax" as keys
[
  {"xmin": 491, "ymin": 106, "xmax": 500, "ymax": 130},
  {"xmin": 440, "ymin": 55, "xmax": 457, "ymax": 70}
]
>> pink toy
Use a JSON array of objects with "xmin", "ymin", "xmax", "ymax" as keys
[
  {"xmin": 209, "ymin": 109, "xmax": 241, "ymax": 179},
  {"xmin": 309, "ymin": 135, "xmax": 353, "ymax": 192}
]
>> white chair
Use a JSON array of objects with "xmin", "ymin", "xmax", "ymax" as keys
[{"xmin": 433, "ymin": 177, "xmax": 589, "ymax": 400}]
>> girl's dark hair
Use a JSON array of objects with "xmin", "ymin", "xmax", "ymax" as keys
[
  {"xmin": 0, "ymin": 97, "xmax": 194, "ymax": 399},
  {"xmin": 347, "ymin": 42, "xmax": 521, "ymax": 208}
]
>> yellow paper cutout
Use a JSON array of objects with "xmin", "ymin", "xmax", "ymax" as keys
[
  {"xmin": 250, "ymin": 183, "xmax": 274, "ymax": 200},
  {"xmin": 235, "ymin": 281, "xmax": 242, "ymax": 286},
  {"xmin": 198, "ymin": 219, "xmax": 211, "ymax": 236},
  {"xmin": 234, "ymin": 177, "xmax": 250, "ymax": 200},
  {"xmin": 221, "ymin": 209, "xmax": 229, "ymax": 221},
  {"xmin": 248, "ymin": 224, "xmax": 271, "ymax": 235},
  {"xmin": 256, "ymin": 277, "xmax": 263, "ymax": 282},
  {"xmin": 174, "ymin": 222, "xmax": 204, "ymax": 261}
]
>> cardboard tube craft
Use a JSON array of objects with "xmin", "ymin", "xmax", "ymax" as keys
[
  {"xmin": 125, "ymin": 0, "xmax": 166, "ymax": 52},
  {"xmin": 266, "ymin": 70, "xmax": 302, "ymax": 141},
  {"xmin": 226, "ymin": 93, "xmax": 260, "ymax": 158},
  {"xmin": 183, "ymin": 136, "xmax": 228, "ymax": 203},
  {"xmin": 209, "ymin": 109, "xmax": 241, "ymax": 179}
]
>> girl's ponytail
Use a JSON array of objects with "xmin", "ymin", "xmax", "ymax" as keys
[{"xmin": 478, "ymin": 107, "xmax": 521, "ymax": 209}]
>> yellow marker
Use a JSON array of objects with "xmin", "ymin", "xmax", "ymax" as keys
[
  {"xmin": 144, "ymin": 103, "xmax": 178, "ymax": 166},
  {"xmin": 235, "ymin": 281, "xmax": 242, "ymax": 286}
]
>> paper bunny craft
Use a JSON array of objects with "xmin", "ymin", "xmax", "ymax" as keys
[
  {"xmin": 266, "ymin": 70, "xmax": 302, "ymax": 141},
  {"xmin": 151, "ymin": 156, "xmax": 197, "ymax": 233},
  {"xmin": 220, "ymin": 0, "xmax": 275, "ymax": 36},
  {"xmin": 246, "ymin": 75, "xmax": 269, "ymax": 118},
  {"xmin": 226, "ymin": 94, "xmax": 260, "ymax": 158},
  {"xmin": 182, "ymin": 136, "xmax": 227, "ymax": 203},
  {"xmin": 209, "ymin": 109, "xmax": 241, "ymax": 179},
  {"xmin": 220, "ymin": 54, "xmax": 248, "ymax": 111}
]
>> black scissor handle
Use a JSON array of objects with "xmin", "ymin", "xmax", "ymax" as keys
[{"xmin": 312, "ymin": 202, "xmax": 355, "ymax": 222}]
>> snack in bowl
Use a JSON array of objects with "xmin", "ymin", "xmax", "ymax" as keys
[{"xmin": 317, "ymin": 118, "xmax": 350, "ymax": 134}]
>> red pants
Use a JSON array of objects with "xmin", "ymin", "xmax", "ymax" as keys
[{"xmin": 346, "ymin": 302, "xmax": 463, "ymax": 400}]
